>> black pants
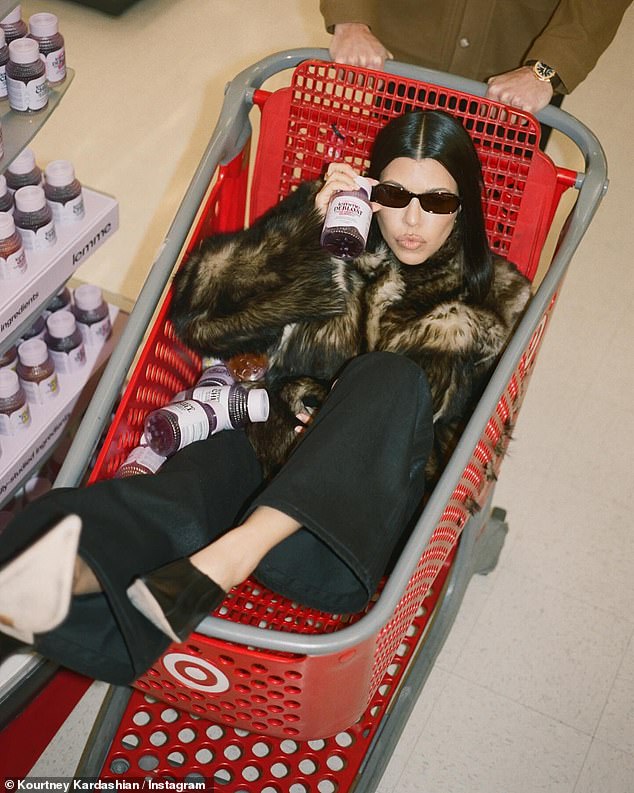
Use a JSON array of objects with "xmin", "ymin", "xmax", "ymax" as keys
[{"xmin": 1, "ymin": 352, "xmax": 434, "ymax": 685}]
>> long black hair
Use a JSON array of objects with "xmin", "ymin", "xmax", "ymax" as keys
[{"xmin": 368, "ymin": 110, "xmax": 493, "ymax": 302}]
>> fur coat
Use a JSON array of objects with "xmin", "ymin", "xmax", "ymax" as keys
[{"xmin": 170, "ymin": 181, "xmax": 531, "ymax": 480}]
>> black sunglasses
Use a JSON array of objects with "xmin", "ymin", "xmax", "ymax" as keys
[{"xmin": 371, "ymin": 183, "xmax": 461, "ymax": 214}]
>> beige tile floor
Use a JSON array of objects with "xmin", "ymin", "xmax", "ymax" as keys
[{"xmin": 13, "ymin": 0, "xmax": 634, "ymax": 790}]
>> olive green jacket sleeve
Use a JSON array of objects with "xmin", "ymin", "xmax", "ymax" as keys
[
  {"xmin": 525, "ymin": 0, "xmax": 631, "ymax": 92},
  {"xmin": 319, "ymin": 0, "xmax": 631, "ymax": 92}
]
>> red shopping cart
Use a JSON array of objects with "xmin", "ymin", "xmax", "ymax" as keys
[{"xmin": 1, "ymin": 52, "xmax": 608, "ymax": 792}]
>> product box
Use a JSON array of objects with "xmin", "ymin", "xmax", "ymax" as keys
[{"xmin": 0, "ymin": 188, "xmax": 119, "ymax": 351}]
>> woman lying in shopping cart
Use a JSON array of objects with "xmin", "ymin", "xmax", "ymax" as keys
[{"xmin": 0, "ymin": 109, "xmax": 531, "ymax": 685}]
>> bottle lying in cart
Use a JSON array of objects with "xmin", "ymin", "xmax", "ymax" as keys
[
  {"xmin": 44, "ymin": 310, "xmax": 87, "ymax": 374},
  {"xmin": 28, "ymin": 12, "xmax": 65, "ymax": 86},
  {"xmin": 16, "ymin": 338, "xmax": 59, "ymax": 404},
  {"xmin": 115, "ymin": 441, "xmax": 168, "ymax": 478},
  {"xmin": 13, "ymin": 185, "xmax": 56, "ymax": 251},
  {"xmin": 72, "ymin": 284, "xmax": 111, "ymax": 346},
  {"xmin": 0, "ymin": 211, "xmax": 27, "ymax": 280},
  {"xmin": 144, "ymin": 384, "xmax": 270, "ymax": 457},
  {"xmin": 320, "ymin": 175, "xmax": 373, "ymax": 259},
  {"xmin": 44, "ymin": 160, "xmax": 85, "ymax": 224},
  {"xmin": 0, "ymin": 367, "xmax": 31, "ymax": 436}
]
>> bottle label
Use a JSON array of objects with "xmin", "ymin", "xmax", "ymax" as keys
[
  {"xmin": 42, "ymin": 47, "xmax": 66, "ymax": 83},
  {"xmin": 0, "ymin": 404, "xmax": 31, "ymax": 435},
  {"xmin": 324, "ymin": 193, "xmax": 372, "ymax": 239},
  {"xmin": 0, "ymin": 247, "xmax": 27, "ymax": 279},
  {"xmin": 49, "ymin": 193, "xmax": 85, "ymax": 224},
  {"xmin": 77, "ymin": 314, "xmax": 112, "ymax": 346},
  {"xmin": 0, "ymin": 64, "xmax": 7, "ymax": 99},
  {"xmin": 119, "ymin": 444, "xmax": 166, "ymax": 475},
  {"xmin": 18, "ymin": 221, "xmax": 57, "ymax": 251},
  {"xmin": 49, "ymin": 343, "xmax": 87, "ymax": 374},
  {"xmin": 20, "ymin": 372, "xmax": 60, "ymax": 404},
  {"xmin": 6, "ymin": 74, "xmax": 48, "ymax": 111},
  {"xmin": 163, "ymin": 401, "xmax": 212, "ymax": 450}
]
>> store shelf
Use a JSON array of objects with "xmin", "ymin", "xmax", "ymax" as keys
[
  {"xmin": 0, "ymin": 187, "xmax": 119, "ymax": 353},
  {"xmin": 0, "ymin": 304, "xmax": 122, "ymax": 507},
  {"xmin": 1, "ymin": 69, "xmax": 75, "ymax": 171}
]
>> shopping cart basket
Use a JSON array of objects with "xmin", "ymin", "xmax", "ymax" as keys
[{"xmin": 5, "ymin": 51, "xmax": 608, "ymax": 792}]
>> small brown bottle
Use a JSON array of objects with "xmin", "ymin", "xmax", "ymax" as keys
[
  {"xmin": 6, "ymin": 37, "xmax": 48, "ymax": 112},
  {"xmin": 16, "ymin": 338, "xmax": 59, "ymax": 404},
  {"xmin": 0, "ymin": 367, "xmax": 31, "ymax": 436},
  {"xmin": 0, "ymin": 211, "xmax": 27, "ymax": 280},
  {"xmin": 13, "ymin": 185, "xmax": 56, "ymax": 251}
]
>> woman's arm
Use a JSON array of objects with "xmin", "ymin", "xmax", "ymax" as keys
[{"xmin": 169, "ymin": 181, "xmax": 349, "ymax": 358}]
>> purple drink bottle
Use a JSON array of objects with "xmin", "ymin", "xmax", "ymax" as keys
[
  {"xmin": 320, "ymin": 175, "xmax": 372, "ymax": 259},
  {"xmin": 144, "ymin": 384, "xmax": 269, "ymax": 457}
]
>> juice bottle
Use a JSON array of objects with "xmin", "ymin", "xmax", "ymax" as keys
[
  {"xmin": 0, "ymin": 6, "xmax": 27, "ymax": 45},
  {"xmin": 115, "ymin": 441, "xmax": 167, "ymax": 478},
  {"xmin": 28, "ymin": 12, "xmax": 65, "ymax": 86},
  {"xmin": 0, "ymin": 29, "xmax": 9, "ymax": 100},
  {"xmin": 13, "ymin": 185, "xmax": 56, "ymax": 251},
  {"xmin": 0, "ymin": 345, "xmax": 18, "ymax": 372},
  {"xmin": 0, "ymin": 211, "xmax": 27, "ymax": 280},
  {"xmin": 6, "ymin": 37, "xmax": 48, "ymax": 113},
  {"xmin": 0, "ymin": 175, "xmax": 14, "ymax": 212},
  {"xmin": 320, "ymin": 175, "xmax": 373, "ymax": 259},
  {"xmin": 44, "ymin": 160, "xmax": 85, "ymax": 224},
  {"xmin": 44, "ymin": 286, "xmax": 72, "ymax": 315},
  {"xmin": 5, "ymin": 148, "xmax": 42, "ymax": 194}
]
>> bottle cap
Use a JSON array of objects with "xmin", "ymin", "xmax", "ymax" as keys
[
  {"xmin": 28, "ymin": 12, "xmax": 58, "ymax": 37},
  {"xmin": 0, "ymin": 368, "xmax": 20, "ymax": 398},
  {"xmin": 9, "ymin": 37, "xmax": 39, "ymax": 64},
  {"xmin": 8, "ymin": 147, "xmax": 37, "ymax": 175},
  {"xmin": 18, "ymin": 337, "xmax": 48, "ymax": 367},
  {"xmin": 46, "ymin": 309, "xmax": 76, "ymax": 338},
  {"xmin": 247, "ymin": 388, "xmax": 270, "ymax": 422},
  {"xmin": 45, "ymin": 160, "xmax": 75, "ymax": 188},
  {"xmin": 14, "ymin": 185, "xmax": 46, "ymax": 213},
  {"xmin": 74, "ymin": 283, "xmax": 103, "ymax": 311},
  {"xmin": 354, "ymin": 175, "xmax": 372, "ymax": 199},
  {"xmin": 0, "ymin": 210, "xmax": 16, "ymax": 238},
  {"xmin": 1, "ymin": 6, "xmax": 22, "ymax": 24}
]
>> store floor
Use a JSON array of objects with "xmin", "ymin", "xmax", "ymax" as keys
[{"xmin": 16, "ymin": 1, "xmax": 634, "ymax": 790}]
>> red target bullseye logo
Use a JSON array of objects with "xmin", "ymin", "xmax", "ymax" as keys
[{"xmin": 162, "ymin": 652, "xmax": 230, "ymax": 693}]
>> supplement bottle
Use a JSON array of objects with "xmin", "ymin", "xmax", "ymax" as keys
[
  {"xmin": 144, "ymin": 384, "xmax": 269, "ymax": 457},
  {"xmin": 0, "ymin": 211, "xmax": 27, "ymax": 280},
  {"xmin": 19, "ymin": 313, "xmax": 46, "ymax": 342},
  {"xmin": 5, "ymin": 148, "xmax": 42, "ymax": 193},
  {"xmin": 44, "ymin": 160, "xmax": 85, "ymax": 224},
  {"xmin": 115, "ymin": 441, "xmax": 167, "ymax": 478},
  {"xmin": 13, "ymin": 185, "xmax": 56, "ymax": 251},
  {"xmin": 0, "ymin": 345, "xmax": 18, "ymax": 372},
  {"xmin": 0, "ymin": 175, "xmax": 14, "ymax": 213},
  {"xmin": 196, "ymin": 359, "xmax": 235, "ymax": 387},
  {"xmin": 44, "ymin": 310, "xmax": 86, "ymax": 374},
  {"xmin": 0, "ymin": 6, "xmax": 27, "ymax": 44},
  {"xmin": 227, "ymin": 352, "xmax": 268, "ymax": 382},
  {"xmin": 0, "ymin": 367, "xmax": 31, "ymax": 436},
  {"xmin": 0, "ymin": 29, "xmax": 9, "ymax": 100},
  {"xmin": 44, "ymin": 286, "xmax": 72, "ymax": 315},
  {"xmin": 6, "ymin": 37, "xmax": 48, "ymax": 112},
  {"xmin": 28, "ymin": 12, "xmax": 65, "ymax": 85},
  {"xmin": 72, "ymin": 284, "xmax": 111, "ymax": 346},
  {"xmin": 320, "ymin": 175, "xmax": 373, "ymax": 259},
  {"xmin": 16, "ymin": 337, "xmax": 59, "ymax": 404}
]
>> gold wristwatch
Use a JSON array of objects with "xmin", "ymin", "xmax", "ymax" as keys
[{"xmin": 531, "ymin": 61, "xmax": 557, "ymax": 83}]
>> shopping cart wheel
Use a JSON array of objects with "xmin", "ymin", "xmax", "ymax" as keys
[{"xmin": 473, "ymin": 506, "xmax": 508, "ymax": 576}]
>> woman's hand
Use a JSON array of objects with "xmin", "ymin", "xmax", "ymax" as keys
[{"xmin": 315, "ymin": 163, "xmax": 378, "ymax": 218}]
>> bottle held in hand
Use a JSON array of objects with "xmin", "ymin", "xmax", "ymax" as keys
[{"xmin": 320, "ymin": 175, "xmax": 372, "ymax": 260}]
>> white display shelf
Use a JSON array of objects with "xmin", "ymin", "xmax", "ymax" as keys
[
  {"xmin": 1, "ymin": 70, "xmax": 75, "ymax": 171},
  {"xmin": 0, "ymin": 304, "xmax": 121, "ymax": 507},
  {"xmin": 0, "ymin": 187, "xmax": 119, "ymax": 353}
]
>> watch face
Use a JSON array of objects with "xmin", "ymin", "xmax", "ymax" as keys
[{"xmin": 534, "ymin": 61, "xmax": 556, "ymax": 81}]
